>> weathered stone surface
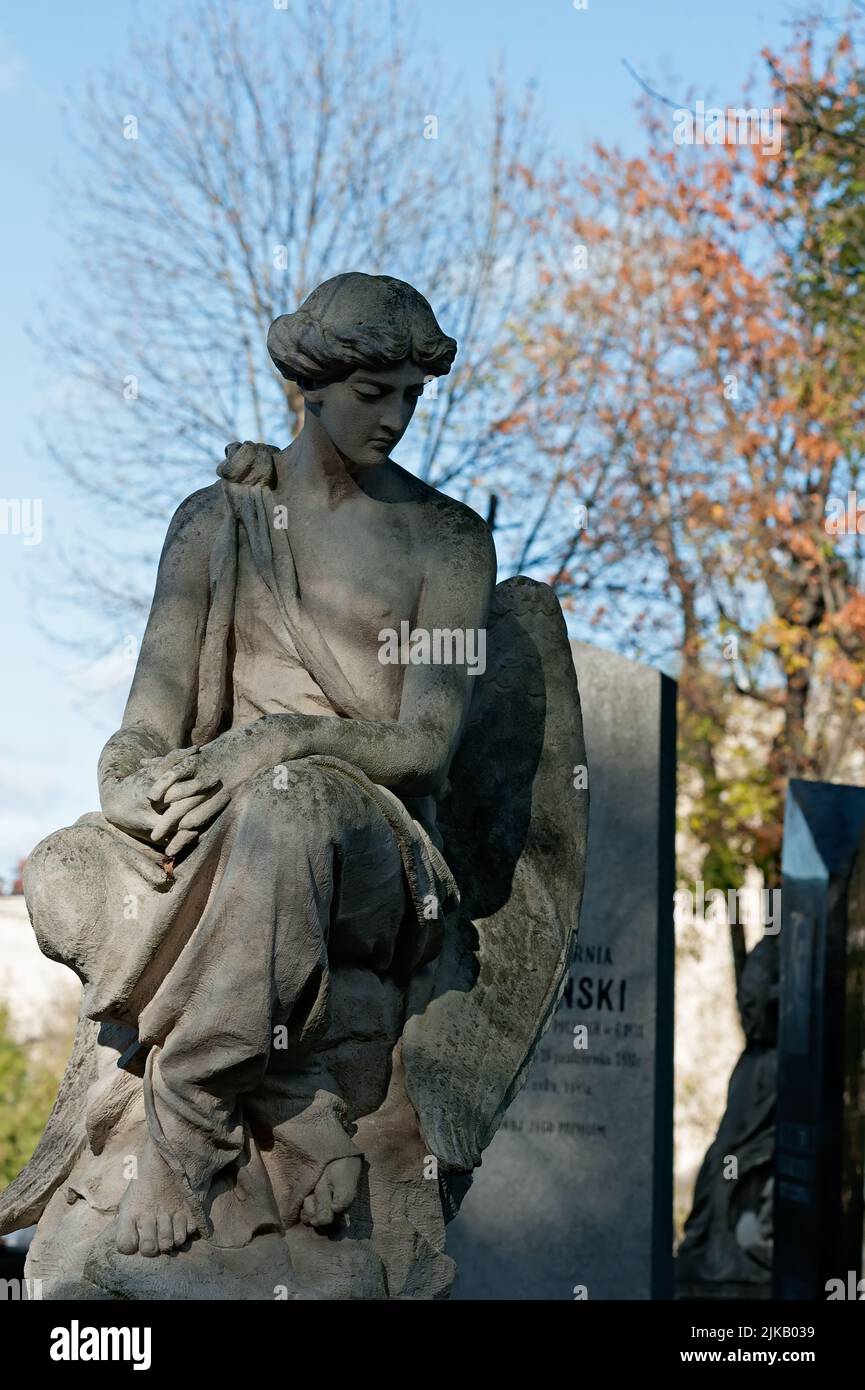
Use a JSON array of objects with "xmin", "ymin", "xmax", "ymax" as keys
[
  {"xmin": 1, "ymin": 271, "xmax": 588, "ymax": 1301},
  {"xmin": 404, "ymin": 578, "xmax": 588, "ymax": 1173},
  {"xmin": 446, "ymin": 643, "xmax": 675, "ymax": 1300}
]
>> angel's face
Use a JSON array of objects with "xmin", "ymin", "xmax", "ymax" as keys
[{"xmin": 303, "ymin": 361, "xmax": 428, "ymax": 467}]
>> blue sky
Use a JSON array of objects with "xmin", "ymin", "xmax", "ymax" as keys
[{"xmin": 0, "ymin": 0, "xmax": 814, "ymax": 876}]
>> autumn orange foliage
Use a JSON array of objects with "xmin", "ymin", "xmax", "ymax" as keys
[{"xmin": 496, "ymin": 14, "xmax": 865, "ymax": 918}]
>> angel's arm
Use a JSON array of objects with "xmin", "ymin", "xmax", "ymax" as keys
[{"xmin": 156, "ymin": 506, "xmax": 497, "ymax": 803}]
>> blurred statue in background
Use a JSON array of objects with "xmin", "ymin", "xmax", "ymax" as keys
[
  {"xmin": 0, "ymin": 274, "xmax": 587, "ymax": 1300},
  {"xmin": 677, "ymin": 933, "xmax": 778, "ymax": 1296}
]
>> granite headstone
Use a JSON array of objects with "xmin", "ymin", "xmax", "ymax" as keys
[{"xmin": 448, "ymin": 642, "xmax": 676, "ymax": 1300}]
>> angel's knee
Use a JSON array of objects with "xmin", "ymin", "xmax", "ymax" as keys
[
  {"xmin": 24, "ymin": 826, "xmax": 73, "ymax": 919},
  {"xmin": 24, "ymin": 821, "xmax": 105, "ymax": 965},
  {"xmin": 236, "ymin": 761, "xmax": 340, "ymax": 844}
]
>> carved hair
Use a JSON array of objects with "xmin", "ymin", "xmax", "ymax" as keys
[{"xmin": 267, "ymin": 272, "xmax": 457, "ymax": 387}]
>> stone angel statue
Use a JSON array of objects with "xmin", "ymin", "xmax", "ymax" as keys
[{"xmin": 0, "ymin": 273, "xmax": 587, "ymax": 1300}]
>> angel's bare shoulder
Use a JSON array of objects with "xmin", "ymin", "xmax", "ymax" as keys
[
  {"xmin": 156, "ymin": 481, "xmax": 225, "ymax": 578},
  {"xmin": 391, "ymin": 463, "xmax": 496, "ymax": 581}
]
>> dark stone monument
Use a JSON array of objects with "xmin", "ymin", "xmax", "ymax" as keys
[
  {"xmin": 676, "ymin": 933, "xmax": 777, "ymax": 1300},
  {"xmin": 447, "ymin": 643, "xmax": 676, "ymax": 1300},
  {"xmin": 774, "ymin": 778, "xmax": 865, "ymax": 1300}
]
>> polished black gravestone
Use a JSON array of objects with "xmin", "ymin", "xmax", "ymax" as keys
[{"xmin": 774, "ymin": 779, "xmax": 865, "ymax": 1300}]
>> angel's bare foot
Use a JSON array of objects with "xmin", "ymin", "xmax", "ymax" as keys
[
  {"xmin": 300, "ymin": 1155, "xmax": 362, "ymax": 1229},
  {"xmin": 116, "ymin": 1135, "xmax": 195, "ymax": 1257}
]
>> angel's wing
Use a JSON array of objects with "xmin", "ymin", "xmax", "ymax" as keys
[
  {"xmin": 0, "ymin": 1011, "xmax": 98, "ymax": 1235},
  {"xmin": 402, "ymin": 576, "xmax": 588, "ymax": 1173}
]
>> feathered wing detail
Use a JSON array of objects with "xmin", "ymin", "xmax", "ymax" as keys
[
  {"xmin": 402, "ymin": 577, "xmax": 588, "ymax": 1173},
  {"xmin": 0, "ymin": 1011, "xmax": 99, "ymax": 1235}
]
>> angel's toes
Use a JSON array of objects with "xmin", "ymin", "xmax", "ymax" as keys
[
  {"xmin": 328, "ymin": 1155, "xmax": 363, "ymax": 1213},
  {"xmin": 157, "ymin": 1209, "xmax": 189, "ymax": 1253},
  {"xmin": 115, "ymin": 1212, "xmax": 140, "ymax": 1256},
  {"xmin": 310, "ymin": 1190, "xmax": 334, "ymax": 1228}
]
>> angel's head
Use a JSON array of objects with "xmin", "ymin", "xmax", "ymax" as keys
[{"xmin": 267, "ymin": 272, "xmax": 456, "ymax": 467}]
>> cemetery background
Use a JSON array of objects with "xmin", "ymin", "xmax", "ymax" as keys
[{"xmin": 3, "ymin": 0, "xmax": 865, "ymax": 1296}]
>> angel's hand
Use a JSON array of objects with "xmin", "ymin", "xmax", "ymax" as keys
[
  {"xmin": 149, "ymin": 746, "xmax": 220, "ymax": 805},
  {"xmin": 150, "ymin": 728, "xmax": 271, "ymax": 807},
  {"xmin": 102, "ymin": 746, "xmax": 200, "ymax": 840},
  {"xmin": 150, "ymin": 790, "xmax": 212, "ymax": 847},
  {"xmin": 140, "ymin": 746, "xmax": 198, "ymax": 781},
  {"xmin": 101, "ymin": 764, "xmax": 160, "ymax": 839},
  {"xmin": 161, "ymin": 787, "xmax": 232, "ymax": 859}
]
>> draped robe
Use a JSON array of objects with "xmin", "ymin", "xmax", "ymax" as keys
[
  {"xmin": 22, "ymin": 468, "xmax": 458, "ymax": 1270},
  {"xmin": 3, "ymin": 450, "xmax": 589, "ymax": 1301}
]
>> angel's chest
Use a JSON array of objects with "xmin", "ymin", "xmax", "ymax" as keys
[{"xmin": 287, "ymin": 507, "xmax": 422, "ymax": 645}]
